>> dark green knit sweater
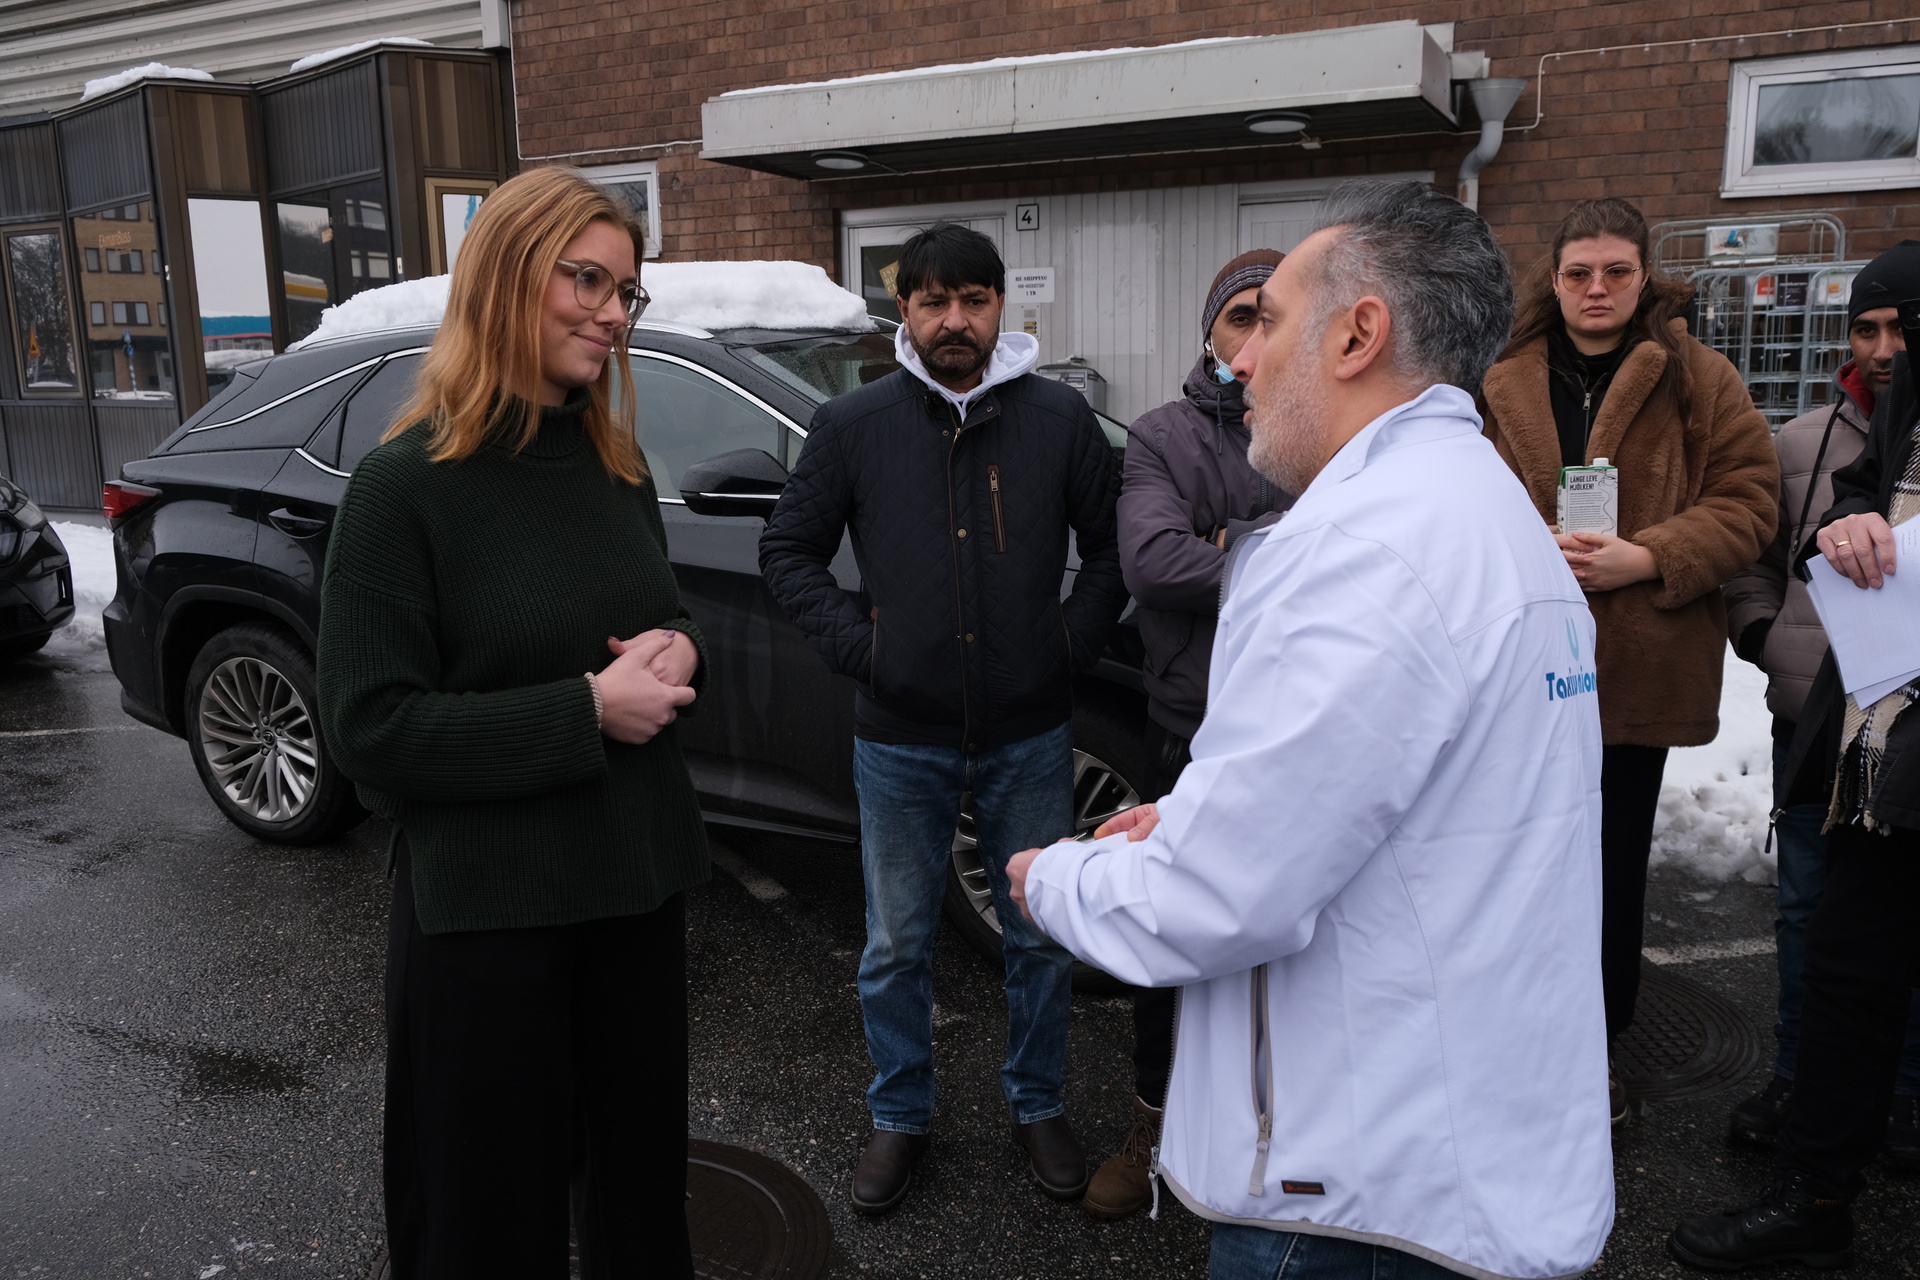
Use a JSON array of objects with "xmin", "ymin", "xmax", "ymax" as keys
[{"xmin": 316, "ymin": 393, "xmax": 710, "ymax": 934}]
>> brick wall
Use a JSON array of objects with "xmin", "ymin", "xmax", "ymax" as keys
[{"xmin": 510, "ymin": 0, "xmax": 1920, "ymax": 272}]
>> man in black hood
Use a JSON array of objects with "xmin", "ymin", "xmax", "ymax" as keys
[{"xmin": 1086, "ymin": 248, "xmax": 1296, "ymax": 1219}]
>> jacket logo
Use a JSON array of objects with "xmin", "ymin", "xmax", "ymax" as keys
[
  {"xmin": 1280, "ymin": 1180, "xmax": 1326, "ymax": 1196},
  {"xmin": 1565, "ymin": 618, "xmax": 1581, "ymax": 661},
  {"xmin": 1547, "ymin": 616, "xmax": 1596, "ymax": 702}
]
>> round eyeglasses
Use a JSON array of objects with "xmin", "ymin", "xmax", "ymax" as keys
[
  {"xmin": 1555, "ymin": 264, "xmax": 1642, "ymax": 293},
  {"xmin": 555, "ymin": 258, "xmax": 650, "ymax": 324}
]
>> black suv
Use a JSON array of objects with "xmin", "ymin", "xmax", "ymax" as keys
[
  {"xmin": 1, "ymin": 472, "xmax": 74, "ymax": 661},
  {"xmin": 102, "ymin": 317, "xmax": 1147, "ymax": 959}
]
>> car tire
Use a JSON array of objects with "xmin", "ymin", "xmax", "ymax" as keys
[
  {"xmin": 184, "ymin": 622, "xmax": 367, "ymax": 845},
  {"xmin": 941, "ymin": 698, "xmax": 1144, "ymax": 996},
  {"xmin": 0, "ymin": 631, "xmax": 52, "ymax": 662}
]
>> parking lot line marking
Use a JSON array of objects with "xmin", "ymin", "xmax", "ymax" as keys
[
  {"xmin": 708, "ymin": 843, "xmax": 789, "ymax": 903},
  {"xmin": 1643, "ymin": 938, "xmax": 1773, "ymax": 966},
  {"xmin": 0, "ymin": 726, "xmax": 143, "ymax": 738}
]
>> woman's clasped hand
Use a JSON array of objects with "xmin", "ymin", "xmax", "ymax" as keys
[{"xmin": 599, "ymin": 628, "xmax": 699, "ymax": 743}]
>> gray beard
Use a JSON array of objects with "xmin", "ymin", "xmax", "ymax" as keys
[{"xmin": 1246, "ymin": 345, "xmax": 1331, "ymax": 495}]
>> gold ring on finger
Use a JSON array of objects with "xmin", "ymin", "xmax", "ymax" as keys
[{"xmin": 1836, "ymin": 539, "xmax": 1851, "ymax": 547}]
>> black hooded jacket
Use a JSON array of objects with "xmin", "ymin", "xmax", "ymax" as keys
[
  {"xmin": 1119, "ymin": 354, "xmax": 1295, "ymax": 738},
  {"xmin": 759, "ymin": 367, "xmax": 1125, "ymax": 748}
]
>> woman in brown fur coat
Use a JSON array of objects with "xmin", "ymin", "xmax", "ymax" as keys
[{"xmin": 1482, "ymin": 198, "xmax": 1778, "ymax": 1123}]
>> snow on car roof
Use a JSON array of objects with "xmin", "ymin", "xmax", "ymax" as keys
[
  {"xmin": 289, "ymin": 38, "xmax": 433, "ymax": 74},
  {"xmin": 81, "ymin": 63, "xmax": 214, "ymax": 102},
  {"xmin": 288, "ymin": 260, "xmax": 874, "ymax": 350}
]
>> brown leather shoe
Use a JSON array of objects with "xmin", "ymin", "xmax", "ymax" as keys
[
  {"xmin": 1011, "ymin": 1114, "xmax": 1089, "ymax": 1200},
  {"xmin": 851, "ymin": 1129, "xmax": 929, "ymax": 1216},
  {"xmin": 1084, "ymin": 1096, "xmax": 1161, "ymax": 1219}
]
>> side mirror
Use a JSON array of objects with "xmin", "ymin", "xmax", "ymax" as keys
[{"xmin": 679, "ymin": 448, "xmax": 786, "ymax": 519}]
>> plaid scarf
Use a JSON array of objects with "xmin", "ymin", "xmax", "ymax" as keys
[{"xmin": 1828, "ymin": 420, "xmax": 1920, "ymax": 832}]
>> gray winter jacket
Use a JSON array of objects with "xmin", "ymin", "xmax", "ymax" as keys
[
  {"xmin": 1119, "ymin": 354, "xmax": 1294, "ymax": 738},
  {"xmin": 1723, "ymin": 365, "xmax": 1873, "ymax": 725}
]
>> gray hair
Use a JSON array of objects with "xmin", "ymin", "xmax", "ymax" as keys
[{"xmin": 1305, "ymin": 180, "xmax": 1513, "ymax": 394}]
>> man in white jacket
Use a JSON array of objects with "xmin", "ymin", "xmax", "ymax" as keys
[{"xmin": 1009, "ymin": 181, "xmax": 1615, "ymax": 1279}]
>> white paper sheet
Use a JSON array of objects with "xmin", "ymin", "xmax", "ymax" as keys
[{"xmin": 1805, "ymin": 519, "xmax": 1920, "ymax": 701}]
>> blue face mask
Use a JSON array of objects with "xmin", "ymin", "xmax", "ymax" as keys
[{"xmin": 1212, "ymin": 360, "xmax": 1237, "ymax": 385}]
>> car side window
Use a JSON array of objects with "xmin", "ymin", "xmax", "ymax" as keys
[
  {"xmin": 338, "ymin": 354, "xmax": 423, "ymax": 471},
  {"xmin": 629, "ymin": 354, "xmax": 784, "ymax": 496}
]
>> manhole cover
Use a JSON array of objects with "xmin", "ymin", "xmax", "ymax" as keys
[
  {"xmin": 688, "ymin": 1140, "xmax": 832, "ymax": 1280},
  {"xmin": 1614, "ymin": 962, "xmax": 1764, "ymax": 1103},
  {"xmin": 362, "ymin": 1141, "xmax": 830, "ymax": 1280}
]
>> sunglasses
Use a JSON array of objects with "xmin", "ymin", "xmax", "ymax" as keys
[
  {"xmin": 555, "ymin": 258, "xmax": 650, "ymax": 324},
  {"xmin": 1555, "ymin": 265, "xmax": 1642, "ymax": 293}
]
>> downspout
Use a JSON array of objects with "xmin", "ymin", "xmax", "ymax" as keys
[{"xmin": 1455, "ymin": 78, "xmax": 1527, "ymax": 212}]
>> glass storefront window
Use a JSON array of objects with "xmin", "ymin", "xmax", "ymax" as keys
[
  {"xmin": 276, "ymin": 181, "xmax": 395, "ymax": 346},
  {"xmin": 72, "ymin": 201, "xmax": 173, "ymax": 400},
  {"xmin": 341, "ymin": 181, "xmax": 392, "ymax": 290},
  {"xmin": 277, "ymin": 201, "xmax": 335, "ymax": 346},
  {"xmin": 5, "ymin": 227, "xmax": 79, "ymax": 393},
  {"xmin": 188, "ymin": 197, "xmax": 274, "ymax": 395}
]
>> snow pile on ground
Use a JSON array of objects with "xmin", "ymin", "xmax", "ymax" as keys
[
  {"xmin": 1650, "ymin": 643, "xmax": 1776, "ymax": 883},
  {"xmin": 290, "ymin": 38, "xmax": 432, "ymax": 73},
  {"xmin": 46, "ymin": 522, "xmax": 115, "ymax": 656},
  {"xmin": 81, "ymin": 63, "xmax": 213, "ymax": 101},
  {"xmin": 288, "ymin": 276, "xmax": 451, "ymax": 349},
  {"xmin": 290, "ymin": 262, "xmax": 872, "ymax": 349}
]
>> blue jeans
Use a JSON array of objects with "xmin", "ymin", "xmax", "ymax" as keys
[
  {"xmin": 1771, "ymin": 741, "xmax": 1920, "ymax": 1093},
  {"xmin": 1210, "ymin": 1226, "xmax": 1461, "ymax": 1280},
  {"xmin": 852, "ymin": 722, "xmax": 1076, "ymax": 1133}
]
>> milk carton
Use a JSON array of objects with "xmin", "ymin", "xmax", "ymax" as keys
[{"xmin": 1557, "ymin": 457, "xmax": 1619, "ymax": 537}]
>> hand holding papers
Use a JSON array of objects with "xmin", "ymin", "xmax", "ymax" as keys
[{"xmin": 1805, "ymin": 518, "xmax": 1920, "ymax": 705}]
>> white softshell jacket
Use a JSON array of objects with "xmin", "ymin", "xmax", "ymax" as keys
[{"xmin": 1027, "ymin": 385, "xmax": 1614, "ymax": 1279}]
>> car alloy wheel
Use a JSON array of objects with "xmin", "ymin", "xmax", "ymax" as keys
[
  {"xmin": 949, "ymin": 746, "xmax": 1140, "ymax": 939},
  {"xmin": 196, "ymin": 654, "xmax": 321, "ymax": 824}
]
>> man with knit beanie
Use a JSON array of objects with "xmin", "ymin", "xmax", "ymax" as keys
[
  {"xmin": 1721, "ymin": 239, "xmax": 1920, "ymax": 1171},
  {"xmin": 1085, "ymin": 249, "xmax": 1296, "ymax": 1219}
]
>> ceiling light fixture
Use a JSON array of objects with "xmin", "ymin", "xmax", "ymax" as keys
[
  {"xmin": 1244, "ymin": 110, "xmax": 1312, "ymax": 136},
  {"xmin": 813, "ymin": 150, "xmax": 869, "ymax": 171}
]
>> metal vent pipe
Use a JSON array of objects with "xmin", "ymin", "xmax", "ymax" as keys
[{"xmin": 1456, "ymin": 77, "xmax": 1528, "ymax": 212}]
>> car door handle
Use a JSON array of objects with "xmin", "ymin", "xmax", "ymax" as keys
[{"xmin": 268, "ymin": 508, "xmax": 328, "ymax": 537}]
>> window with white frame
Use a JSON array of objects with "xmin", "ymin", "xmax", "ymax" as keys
[
  {"xmin": 581, "ymin": 161, "xmax": 663, "ymax": 259},
  {"xmin": 1723, "ymin": 46, "xmax": 1920, "ymax": 198}
]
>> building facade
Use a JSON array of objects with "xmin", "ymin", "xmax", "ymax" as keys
[
  {"xmin": 0, "ymin": 23, "xmax": 514, "ymax": 510},
  {"xmin": 514, "ymin": 0, "xmax": 1920, "ymax": 428}
]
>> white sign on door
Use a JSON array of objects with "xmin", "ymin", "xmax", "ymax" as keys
[{"xmin": 1009, "ymin": 267, "xmax": 1055, "ymax": 304}]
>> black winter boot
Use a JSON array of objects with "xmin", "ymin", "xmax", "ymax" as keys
[
  {"xmin": 1726, "ymin": 1074, "xmax": 1792, "ymax": 1148},
  {"xmin": 1667, "ymin": 1171, "xmax": 1854, "ymax": 1271}
]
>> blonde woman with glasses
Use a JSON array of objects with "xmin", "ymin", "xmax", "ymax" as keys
[
  {"xmin": 317, "ymin": 165, "xmax": 705, "ymax": 1278},
  {"xmin": 1480, "ymin": 196, "xmax": 1777, "ymax": 1126}
]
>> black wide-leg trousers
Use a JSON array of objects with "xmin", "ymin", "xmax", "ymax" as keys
[
  {"xmin": 1600, "ymin": 744, "xmax": 1669, "ymax": 1042},
  {"xmin": 384, "ymin": 843, "xmax": 693, "ymax": 1280},
  {"xmin": 1780, "ymin": 821, "xmax": 1920, "ymax": 1187}
]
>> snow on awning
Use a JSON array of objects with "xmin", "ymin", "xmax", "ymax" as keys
[{"xmin": 701, "ymin": 21, "xmax": 1467, "ymax": 180}]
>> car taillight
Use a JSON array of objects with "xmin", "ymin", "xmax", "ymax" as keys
[{"xmin": 103, "ymin": 480, "xmax": 161, "ymax": 523}]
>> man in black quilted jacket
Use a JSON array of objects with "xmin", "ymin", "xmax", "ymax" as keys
[{"xmin": 760, "ymin": 223, "xmax": 1126, "ymax": 1215}]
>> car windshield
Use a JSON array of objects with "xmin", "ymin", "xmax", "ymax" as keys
[{"xmin": 736, "ymin": 331, "xmax": 1128, "ymax": 449}]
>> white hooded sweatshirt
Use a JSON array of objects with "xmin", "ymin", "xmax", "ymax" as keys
[
  {"xmin": 1026, "ymin": 385, "xmax": 1613, "ymax": 1280},
  {"xmin": 892, "ymin": 323, "xmax": 1040, "ymax": 419}
]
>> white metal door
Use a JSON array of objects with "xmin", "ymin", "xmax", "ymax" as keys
[
  {"xmin": 1238, "ymin": 199, "xmax": 1319, "ymax": 255},
  {"xmin": 845, "ymin": 217, "xmax": 1004, "ymax": 323}
]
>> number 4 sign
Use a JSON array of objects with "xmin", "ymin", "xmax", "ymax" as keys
[{"xmin": 1015, "ymin": 203, "xmax": 1039, "ymax": 232}]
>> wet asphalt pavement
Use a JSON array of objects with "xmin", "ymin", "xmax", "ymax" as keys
[{"xmin": 3, "ymin": 648, "xmax": 1917, "ymax": 1279}]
